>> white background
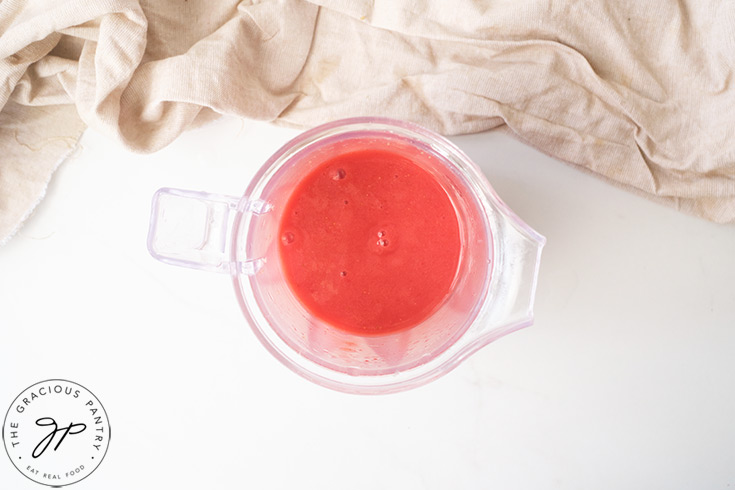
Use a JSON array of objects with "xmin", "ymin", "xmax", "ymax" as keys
[{"xmin": 2, "ymin": 116, "xmax": 734, "ymax": 489}]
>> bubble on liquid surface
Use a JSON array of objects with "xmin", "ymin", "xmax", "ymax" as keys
[
  {"xmin": 281, "ymin": 231, "xmax": 295, "ymax": 245},
  {"xmin": 331, "ymin": 168, "xmax": 346, "ymax": 181},
  {"xmin": 377, "ymin": 238, "xmax": 389, "ymax": 247},
  {"xmin": 340, "ymin": 271, "xmax": 347, "ymax": 277},
  {"xmin": 377, "ymin": 230, "xmax": 386, "ymax": 238}
]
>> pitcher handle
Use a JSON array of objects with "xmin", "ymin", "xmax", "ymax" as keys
[{"xmin": 146, "ymin": 187, "xmax": 270, "ymax": 274}]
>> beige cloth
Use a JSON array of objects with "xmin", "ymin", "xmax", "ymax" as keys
[{"xmin": 2, "ymin": 1, "xmax": 734, "ymax": 244}]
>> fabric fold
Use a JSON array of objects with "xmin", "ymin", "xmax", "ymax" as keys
[{"xmin": 1, "ymin": 0, "xmax": 734, "ymax": 245}]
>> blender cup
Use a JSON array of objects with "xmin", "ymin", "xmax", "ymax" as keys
[{"xmin": 147, "ymin": 117, "xmax": 545, "ymax": 394}]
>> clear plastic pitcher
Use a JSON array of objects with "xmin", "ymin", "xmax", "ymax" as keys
[{"xmin": 147, "ymin": 117, "xmax": 545, "ymax": 394}]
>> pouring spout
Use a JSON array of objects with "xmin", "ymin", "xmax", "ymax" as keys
[{"xmin": 481, "ymin": 209, "xmax": 546, "ymax": 337}]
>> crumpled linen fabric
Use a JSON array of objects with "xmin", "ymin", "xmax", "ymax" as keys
[{"xmin": 1, "ymin": 0, "xmax": 734, "ymax": 244}]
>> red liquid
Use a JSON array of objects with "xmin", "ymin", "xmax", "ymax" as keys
[{"xmin": 278, "ymin": 146, "xmax": 461, "ymax": 335}]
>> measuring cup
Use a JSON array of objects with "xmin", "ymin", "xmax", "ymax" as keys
[{"xmin": 147, "ymin": 117, "xmax": 545, "ymax": 394}]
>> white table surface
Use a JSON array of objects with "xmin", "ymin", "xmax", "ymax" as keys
[{"xmin": 2, "ymin": 116, "xmax": 734, "ymax": 490}]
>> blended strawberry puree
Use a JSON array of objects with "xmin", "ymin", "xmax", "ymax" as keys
[{"xmin": 278, "ymin": 144, "xmax": 461, "ymax": 335}]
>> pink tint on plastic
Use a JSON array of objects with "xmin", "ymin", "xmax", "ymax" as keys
[{"xmin": 148, "ymin": 118, "xmax": 545, "ymax": 394}]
